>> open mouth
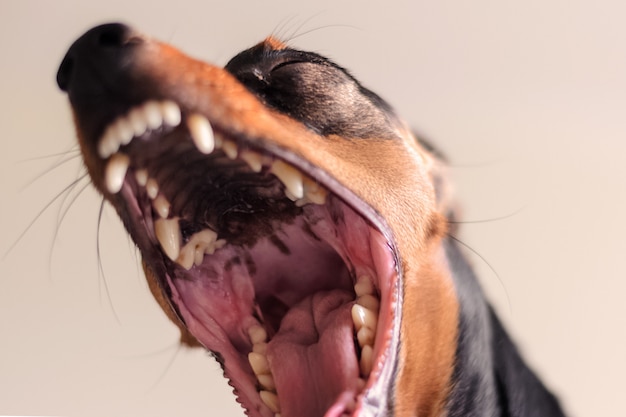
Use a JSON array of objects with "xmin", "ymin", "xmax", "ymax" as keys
[{"xmin": 97, "ymin": 98, "xmax": 400, "ymax": 417}]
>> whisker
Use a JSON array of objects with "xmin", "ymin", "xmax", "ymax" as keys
[
  {"xmin": 55, "ymin": 166, "xmax": 88, "ymax": 226},
  {"xmin": 145, "ymin": 343, "xmax": 182, "ymax": 393},
  {"xmin": 20, "ymin": 153, "xmax": 82, "ymax": 190},
  {"xmin": 19, "ymin": 146, "xmax": 80, "ymax": 162},
  {"xmin": 283, "ymin": 12, "xmax": 324, "ymax": 42},
  {"xmin": 270, "ymin": 14, "xmax": 299, "ymax": 41},
  {"xmin": 47, "ymin": 177, "xmax": 92, "ymax": 271},
  {"xmin": 448, "ymin": 206, "xmax": 526, "ymax": 225},
  {"xmin": 447, "ymin": 234, "xmax": 512, "ymax": 315},
  {"xmin": 118, "ymin": 341, "xmax": 181, "ymax": 359},
  {"xmin": 96, "ymin": 198, "xmax": 122, "ymax": 325},
  {"xmin": 4, "ymin": 175, "xmax": 89, "ymax": 259},
  {"xmin": 285, "ymin": 23, "xmax": 362, "ymax": 44}
]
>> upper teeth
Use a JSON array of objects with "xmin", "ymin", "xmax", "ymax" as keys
[
  {"xmin": 240, "ymin": 151, "xmax": 264, "ymax": 173},
  {"xmin": 98, "ymin": 100, "xmax": 182, "ymax": 159},
  {"xmin": 100, "ymin": 100, "xmax": 328, "ymax": 207},
  {"xmin": 186, "ymin": 113, "xmax": 215, "ymax": 154},
  {"xmin": 99, "ymin": 100, "xmax": 330, "ymax": 274},
  {"xmin": 271, "ymin": 160, "xmax": 304, "ymax": 200}
]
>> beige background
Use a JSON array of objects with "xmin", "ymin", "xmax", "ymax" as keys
[{"xmin": 1, "ymin": 1, "xmax": 624, "ymax": 416}]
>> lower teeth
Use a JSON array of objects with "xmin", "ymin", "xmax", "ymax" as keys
[{"xmin": 245, "ymin": 275, "xmax": 380, "ymax": 415}]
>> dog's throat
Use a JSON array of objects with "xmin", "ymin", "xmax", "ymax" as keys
[
  {"xmin": 266, "ymin": 290, "xmax": 360, "ymax": 417},
  {"xmin": 166, "ymin": 207, "xmax": 386, "ymax": 417}
]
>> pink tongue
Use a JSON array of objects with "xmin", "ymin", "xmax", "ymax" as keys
[{"xmin": 266, "ymin": 290, "xmax": 360, "ymax": 417}]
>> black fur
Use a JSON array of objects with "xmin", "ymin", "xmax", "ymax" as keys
[
  {"xmin": 445, "ymin": 238, "xmax": 565, "ymax": 416},
  {"xmin": 225, "ymin": 42, "xmax": 403, "ymax": 139}
]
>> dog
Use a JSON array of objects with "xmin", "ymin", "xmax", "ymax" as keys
[{"xmin": 56, "ymin": 23, "xmax": 566, "ymax": 417}]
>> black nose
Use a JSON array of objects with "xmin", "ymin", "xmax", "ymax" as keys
[{"xmin": 56, "ymin": 23, "xmax": 140, "ymax": 93}]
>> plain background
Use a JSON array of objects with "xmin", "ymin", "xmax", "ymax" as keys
[{"xmin": 1, "ymin": 1, "xmax": 624, "ymax": 416}]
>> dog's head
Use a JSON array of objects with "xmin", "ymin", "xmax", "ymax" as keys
[{"xmin": 58, "ymin": 23, "xmax": 459, "ymax": 417}]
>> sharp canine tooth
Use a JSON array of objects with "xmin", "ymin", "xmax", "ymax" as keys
[
  {"xmin": 146, "ymin": 178, "xmax": 159, "ymax": 199},
  {"xmin": 248, "ymin": 325, "xmax": 268, "ymax": 344},
  {"xmin": 248, "ymin": 352, "xmax": 270, "ymax": 375},
  {"xmin": 135, "ymin": 169, "xmax": 148, "ymax": 186},
  {"xmin": 143, "ymin": 101, "xmax": 163, "ymax": 129},
  {"xmin": 187, "ymin": 113, "xmax": 215, "ymax": 154},
  {"xmin": 222, "ymin": 140, "xmax": 238, "ymax": 159},
  {"xmin": 271, "ymin": 160, "xmax": 304, "ymax": 199},
  {"xmin": 357, "ymin": 327, "xmax": 375, "ymax": 347},
  {"xmin": 161, "ymin": 100, "xmax": 182, "ymax": 126},
  {"xmin": 154, "ymin": 217, "xmax": 181, "ymax": 261},
  {"xmin": 260, "ymin": 391, "xmax": 281, "ymax": 413},
  {"xmin": 360, "ymin": 345, "xmax": 374, "ymax": 376},
  {"xmin": 241, "ymin": 151, "xmax": 263, "ymax": 172},
  {"xmin": 105, "ymin": 153, "xmax": 130, "ymax": 193},
  {"xmin": 351, "ymin": 304, "xmax": 378, "ymax": 332},
  {"xmin": 355, "ymin": 276, "xmax": 375, "ymax": 296},
  {"xmin": 153, "ymin": 194, "xmax": 170, "ymax": 218},
  {"xmin": 356, "ymin": 294, "xmax": 380, "ymax": 312},
  {"xmin": 128, "ymin": 107, "xmax": 148, "ymax": 137},
  {"xmin": 98, "ymin": 125, "xmax": 120, "ymax": 158},
  {"xmin": 257, "ymin": 374, "xmax": 276, "ymax": 391}
]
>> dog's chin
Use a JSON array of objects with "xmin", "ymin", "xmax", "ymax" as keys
[{"xmin": 95, "ymin": 100, "xmax": 401, "ymax": 417}]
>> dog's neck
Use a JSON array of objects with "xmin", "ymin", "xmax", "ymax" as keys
[{"xmin": 444, "ymin": 238, "xmax": 564, "ymax": 416}]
